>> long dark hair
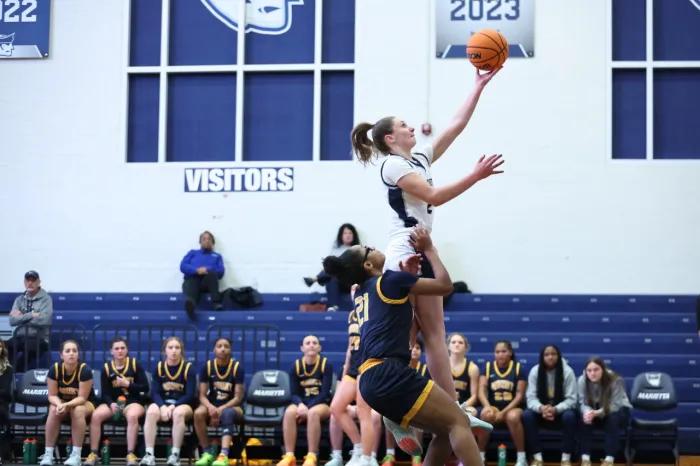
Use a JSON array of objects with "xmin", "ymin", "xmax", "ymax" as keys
[
  {"xmin": 584, "ymin": 356, "xmax": 620, "ymax": 414},
  {"xmin": 323, "ymin": 247, "xmax": 368, "ymax": 290},
  {"xmin": 335, "ymin": 223, "xmax": 360, "ymax": 248},
  {"xmin": 537, "ymin": 344, "xmax": 564, "ymax": 405}
]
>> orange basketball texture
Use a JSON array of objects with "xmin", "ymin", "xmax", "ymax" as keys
[{"xmin": 466, "ymin": 29, "xmax": 509, "ymax": 71}]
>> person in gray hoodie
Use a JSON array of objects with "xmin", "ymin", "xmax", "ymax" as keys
[
  {"xmin": 7, "ymin": 270, "xmax": 53, "ymax": 371},
  {"xmin": 577, "ymin": 356, "xmax": 632, "ymax": 466},
  {"xmin": 522, "ymin": 344, "xmax": 578, "ymax": 466}
]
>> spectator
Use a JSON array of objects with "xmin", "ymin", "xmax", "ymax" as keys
[
  {"xmin": 7, "ymin": 270, "xmax": 53, "ymax": 371},
  {"xmin": 578, "ymin": 357, "xmax": 631, "ymax": 466},
  {"xmin": 522, "ymin": 344, "xmax": 578, "ymax": 466},
  {"xmin": 278, "ymin": 335, "xmax": 333, "ymax": 466},
  {"xmin": 180, "ymin": 231, "xmax": 225, "ymax": 319},
  {"xmin": 477, "ymin": 340, "xmax": 528, "ymax": 466},
  {"xmin": 303, "ymin": 223, "xmax": 360, "ymax": 311}
]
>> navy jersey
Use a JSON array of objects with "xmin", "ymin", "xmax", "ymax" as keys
[
  {"xmin": 357, "ymin": 270, "xmax": 420, "ymax": 369},
  {"xmin": 452, "ymin": 358, "xmax": 475, "ymax": 404},
  {"xmin": 48, "ymin": 362, "xmax": 94, "ymax": 403},
  {"xmin": 156, "ymin": 360, "xmax": 193, "ymax": 404},
  {"xmin": 347, "ymin": 308, "xmax": 361, "ymax": 371},
  {"xmin": 485, "ymin": 360, "xmax": 525, "ymax": 408},
  {"xmin": 414, "ymin": 361, "xmax": 432, "ymax": 379},
  {"xmin": 199, "ymin": 359, "xmax": 244, "ymax": 407},
  {"xmin": 101, "ymin": 357, "xmax": 148, "ymax": 404},
  {"xmin": 290, "ymin": 356, "xmax": 333, "ymax": 408}
]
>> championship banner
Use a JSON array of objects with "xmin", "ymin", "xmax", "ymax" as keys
[
  {"xmin": 0, "ymin": 0, "xmax": 52, "ymax": 59},
  {"xmin": 436, "ymin": 0, "xmax": 534, "ymax": 59}
]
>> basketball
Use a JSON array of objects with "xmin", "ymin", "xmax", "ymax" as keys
[{"xmin": 466, "ymin": 29, "xmax": 509, "ymax": 71}]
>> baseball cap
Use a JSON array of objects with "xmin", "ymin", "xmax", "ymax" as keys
[{"xmin": 24, "ymin": 270, "xmax": 40, "ymax": 280}]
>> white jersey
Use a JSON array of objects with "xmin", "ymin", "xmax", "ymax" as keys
[{"xmin": 379, "ymin": 143, "xmax": 435, "ymax": 241}]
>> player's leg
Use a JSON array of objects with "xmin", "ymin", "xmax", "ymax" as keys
[
  {"xmin": 140, "ymin": 404, "xmax": 161, "ymax": 465},
  {"xmin": 170, "ymin": 405, "xmax": 194, "ymax": 464},
  {"xmin": 331, "ymin": 377, "xmax": 362, "ymax": 445},
  {"xmin": 86, "ymin": 403, "xmax": 113, "ymax": 464},
  {"xmin": 413, "ymin": 294, "xmax": 453, "ymax": 400},
  {"xmin": 124, "ymin": 403, "xmax": 145, "ymax": 466},
  {"xmin": 504, "ymin": 408, "xmax": 526, "ymax": 466},
  {"xmin": 405, "ymin": 384, "xmax": 482, "ymax": 466},
  {"xmin": 212, "ymin": 407, "xmax": 242, "ymax": 466},
  {"xmin": 66, "ymin": 402, "xmax": 94, "ymax": 466},
  {"xmin": 355, "ymin": 385, "xmax": 376, "ymax": 463},
  {"xmin": 194, "ymin": 405, "xmax": 214, "ymax": 465},
  {"xmin": 39, "ymin": 408, "xmax": 65, "ymax": 465},
  {"xmin": 304, "ymin": 404, "xmax": 331, "ymax": 466},
  {"xmin": 277, "ymin": 404, "xmax": 299, "ymax": 466}
]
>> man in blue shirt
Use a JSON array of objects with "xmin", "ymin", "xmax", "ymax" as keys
[{"xmin": 180, "ymin": 231, "xmax": 226, "ymax": 318}]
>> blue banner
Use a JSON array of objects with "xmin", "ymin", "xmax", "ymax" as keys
[{"xmin": 0, "ymin": 0, "xmax": 51, "ymax": 59}]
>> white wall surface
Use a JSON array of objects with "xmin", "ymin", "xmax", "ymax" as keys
[{"xmin": 1, "ymin": 0, "xmax": 698, "ymax": 293}]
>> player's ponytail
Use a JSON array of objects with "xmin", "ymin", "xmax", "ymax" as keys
[
  {"xmin": 351, "ymin": 122, "xmax": 376, "ymax": 165},
  {"xmin": 351, "ymin": 116, "xmax": 396, "ymax": 165},
  {"xmin": 323, "ymin": 248, "xmax": 368, "ymax": 290}
]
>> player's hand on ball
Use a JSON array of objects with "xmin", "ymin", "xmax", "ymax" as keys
[
  {"xmin": 475, "ymin": 66, "xmax": 502, "ymax": 88},
  {"xmin": 408, "ymin": 226, "xmax": 433, "ymax": 252},
  {"xmin": 473, "ymin": 154, "xmax": 504, "ymax": 180},
  {"xmin": 399, "ymin": 254, "xmax": 422, "ymax": 275}
]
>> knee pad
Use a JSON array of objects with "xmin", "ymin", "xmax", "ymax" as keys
[{"xmin": 220, "ymin": 408, "xmax": 239, "ymax": 435}]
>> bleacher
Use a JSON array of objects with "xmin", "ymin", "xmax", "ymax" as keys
[{"xmin": 1, "ymin": 292, "xmax": 698, "ymax": 457}]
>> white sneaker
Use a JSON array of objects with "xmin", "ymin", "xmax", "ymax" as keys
[
  {"xmin": 139, "ymin": 454, "xmax": 156, "ymax": 466},
  {"xmin": 40, "ymin": 453, "xmax": 55, "ymax": 466},
  {"xmin": 370, "ymin": 458, "xmax": 379, "ymax": 466},
  {"xmin": 64, "ymin": 453, "xmax": 82, "ymax": 466},
  {"xmin": 515, "ymin": 457, "xmax": 528, "ymax": 466},
  {"xmin": 345, "ymin": 450, "xmax": 361, "ymax": 466},
  {"xmin": 325, "ymin": 457, "xmax": 344, "ymax": 466},
  {"xmin": 166, "ymin": 454, "xmax": 181, "ymax": 466}
]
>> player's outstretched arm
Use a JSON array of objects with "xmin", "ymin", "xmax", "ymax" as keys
[
  {"xmin": 406, "ymin": 227, "xmax": 453, "ymax": 296},
  {"xmin": 432, "ymin": 67, "xmax": 502, "ymax": 163},
  {"xmin": 396, "ymin": 153, "xmax": 504, "ymax": 207}
]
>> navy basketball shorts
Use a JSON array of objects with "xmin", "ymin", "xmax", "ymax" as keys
[
  {"xmin": 345, "ymin": 361, "xmax": 360, "ymax": 381},
  {"xmin": 359, "ymin": 359, "xmax": 434, "ymax": 429}
]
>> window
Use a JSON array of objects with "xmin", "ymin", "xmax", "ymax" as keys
[
  {"xmin": 610, "ymin": 0, "xmax": 700, "ymax": 160},
  {"xmin": 125, "ymin": 0, "xmax": 355, "ymax": 163}
]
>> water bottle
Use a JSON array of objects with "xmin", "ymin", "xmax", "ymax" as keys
[
  {"xmin": 113, "ymin": 396, "xmax": 126, "ymax": 421},
  {"xmin": 30, "ymin": 439, "xmax": 37, "ymax": 463},
  {"xmin": 497, "ymin": 444, "xmax": 507, "ymax": 466},
  {"xmin": 23, "ymin": 439, "xmax": 30, "ymax": 464},
  {"xmin": 210, "ymin": 440, "xmax": 219, "ymax": 456},
  {"xmin": 166, "ymin": 440, "xmax": 173, "ymax": 458},
  {"xmin": 66, "ymin": 439, "xmax": 73, "ymax": 458},
  {"xmin": 101, "ymin": 440, "xmax": 111, "ymax": 465}
]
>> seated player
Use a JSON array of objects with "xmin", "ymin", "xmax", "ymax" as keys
[
  {"xmin": 380, "ymin": 339, "xmax": 431, "ymax": 466},
  {"xmin": 40, "ymin": 340, "xmax": 95, "ymax": 466},
  {"xmin": 325, "ymin": 304, "xmax": 377, "ymax": 466},
  {"xmin": 448, "ymin": 333, "xmax": 479, "ymax": 412},
  {"xmin": 195, "ymin": 338, "xmax": 245, "ymax": 466},
  {"xmin": 86, "ymin": 337, "xmax": 149, "ymax": 466},
  {"xmin": 322, "ymin": 226, "xmax": 490, "ymax": 466},
  {"xmin": 477, "ymin": 341, "xmax": 528, "ymax": 466},
  {"xmin": 522, "ymin": 344, "xmax": 578, "ymax": 466},
  {"xmin": 578, "ymin": 357, "xmax": 631, "ymax": 466},
  {"xmin": 140, "ymin": 337, "xmax": 197, "ymax": 466},
  {"xmin": 277, "ymin": 335, "xmax": 333, "ymax": 466}
]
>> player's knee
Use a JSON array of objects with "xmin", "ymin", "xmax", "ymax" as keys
[
  {"xmin": 505, "ymin": 410, "xmax": 522, "ymax": 426},
  {"xmin": 480, "ymin": 409, "xmax": 495, "ymax": 423},
  {"xmin": 284, "ymin": 405, "xmax": 298, "ymax": 418},
  {"xmin": 220, "ymin": 408, "xmax": 238, "ymax": 435}
]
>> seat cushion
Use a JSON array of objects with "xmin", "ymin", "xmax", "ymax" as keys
[{"xmin": 631, "ymin": 417, "xmax": 678, "ymax": 430}]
